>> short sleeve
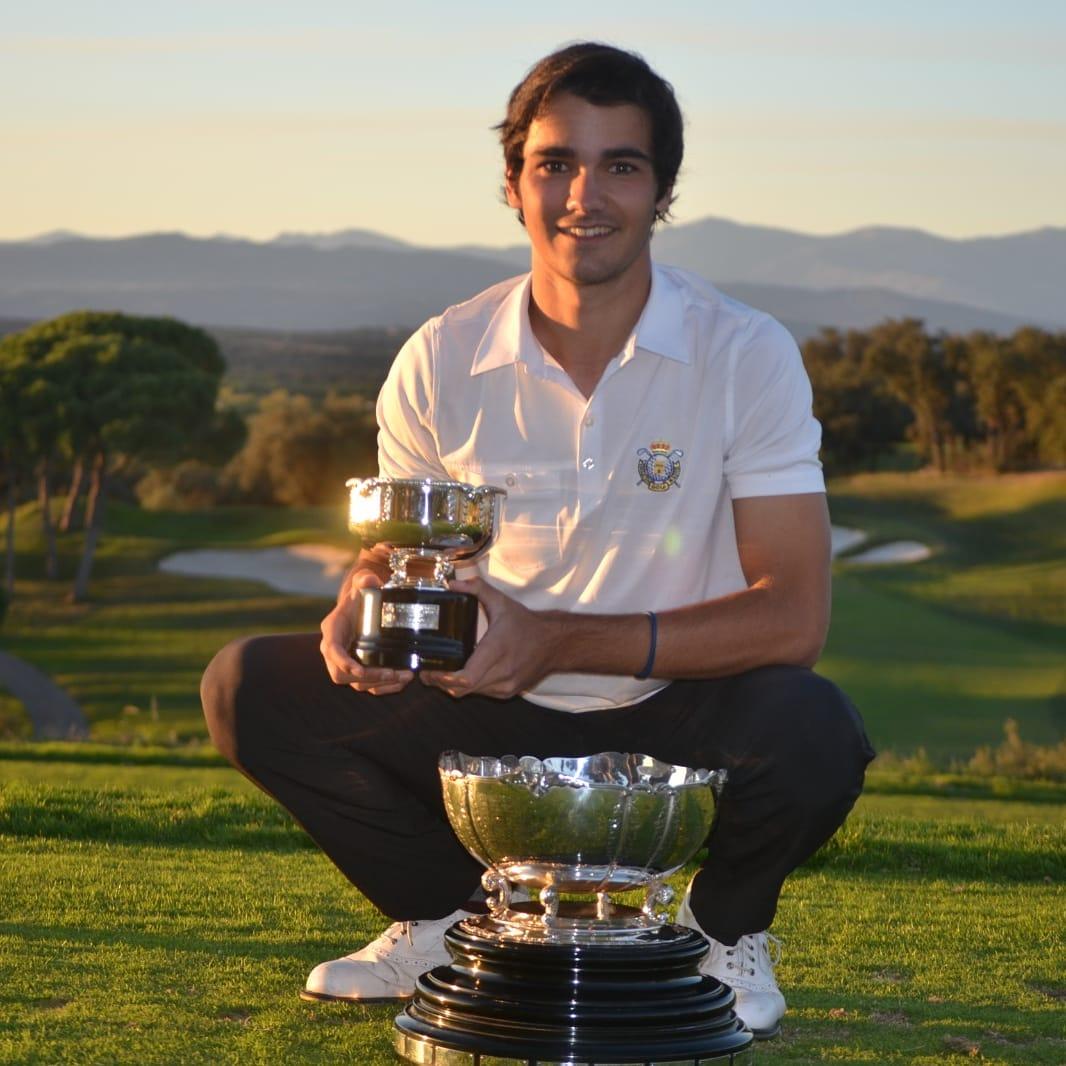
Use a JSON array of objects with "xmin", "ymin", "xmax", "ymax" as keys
[
  {"xmin": 723, "ymin": 315, "xmax": 825, "ymax": 498},
  {"xmin": 375, "ymin": 321, "xmax": 451, "ymax": 479}
]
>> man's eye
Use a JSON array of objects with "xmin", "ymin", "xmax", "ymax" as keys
[
  {"xmin": 540, "ymin": 161, "xmax": 568, "ymax": 174},
  {"xmin": 610, "ymin": 162, "xmax": 637, "ymax": 175}
]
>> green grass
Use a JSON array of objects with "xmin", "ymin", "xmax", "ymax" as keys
[
  {"xmin": 1, "ymin": 754, "xmax": 1063, "ymax": 1065},
  {"xmin": 1, "ymin": 473, "xmax": 1064, "ymax": 1062},
  {"xmin": 822, "ymin": 472, "xmax": 1066, "ymax": 759},
  {"xmin": 0, "ymin": 501, "xmax": 345, "ymax": 742},
  {"xmin": 827, "ymin": 472, "xmax": 1065, "ymax": 634}
]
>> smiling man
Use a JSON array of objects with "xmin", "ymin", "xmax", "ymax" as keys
[{"xmin": 201, "ymin": 42, "xmax": 875, "ymax": 1040}]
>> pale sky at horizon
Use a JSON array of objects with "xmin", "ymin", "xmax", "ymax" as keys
[{"xmin": 2, "ymin": 0, "xmax": 1064, "ymax": 246}]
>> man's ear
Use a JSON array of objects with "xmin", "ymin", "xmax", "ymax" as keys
[
  {"xmin": 504, "ymin": 170, "xmax": 522, "ymax": 210},
  {"xmin": 655, "ymin": 184, "xmax": 674, "ymax": 218}
]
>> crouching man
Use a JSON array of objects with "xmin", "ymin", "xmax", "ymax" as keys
[{"xmin": 201, "ymin": 42, "xmax": 875, "ymax": 1040}]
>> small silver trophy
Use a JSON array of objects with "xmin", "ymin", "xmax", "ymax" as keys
[
  {"xmin": 346, "ymin": 477, "xmax": 506, "ymax": 671},
  {"xmin": 394, "ymin": 752, "xmax": 755, "ymax": 1064}
]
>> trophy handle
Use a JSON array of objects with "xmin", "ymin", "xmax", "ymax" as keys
[
  {"xmin": 642, "ymin": 879, "xmax": 674, "ymax": 925},
  {"xmin": 707, "ymin": 769, "xmax": 728, "ymax": 797},
  {"xmin": 481, "ymin": 869, "xmax": 512, "ymax": 917},
  {"xmin": 346, "ymin": 476, "xmax": 379, "ymax": 496}
]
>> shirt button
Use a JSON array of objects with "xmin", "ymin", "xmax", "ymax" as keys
[
  {"xmin": 584, "ymin": 414, "xmax": 595, "ymax": 427},
  {"xmin": 582, "ymin": 457, "xmax": 595, "ymax": 470},
  {"xmin": 505, "ymin": 474, "xmax": 516, "ymax": 487}
]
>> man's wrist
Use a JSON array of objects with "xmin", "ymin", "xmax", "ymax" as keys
[
  {"xmin": 539, "ymin": 610, "xmax": 576, "ymax": 672},
  {"xmin": 538, "ymin": 609, "xmax": 652, "ymax": 678}
]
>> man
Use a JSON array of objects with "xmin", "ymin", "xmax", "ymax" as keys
[{"xmin": 201, "ymin": 42, "xmax": 874, "ymax": 1040}]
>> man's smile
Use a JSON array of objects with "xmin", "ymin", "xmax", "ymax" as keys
[{"xmin": 558, "ymin": 224, "xmax": 617, "ymax": 240}]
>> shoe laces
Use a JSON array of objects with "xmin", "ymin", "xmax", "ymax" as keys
[
  {"xmin": 375, "ymin": 915, "xmax": 453, "ymax": 952},
  {"xmin": 362, "ymin": 921, "xmax": 407, "ymax": 954},
  {"xmin": 725, "ymin": 932, "xmax": 782, "ymax": 978}
]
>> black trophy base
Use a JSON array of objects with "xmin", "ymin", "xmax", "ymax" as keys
[
  {"xmin": 394, "ymin": 919, "xmax": 755, "ymax": 1065},
  {"xmin": 355, "ymin": 587, "xmax": 478, "ymax": 672}
]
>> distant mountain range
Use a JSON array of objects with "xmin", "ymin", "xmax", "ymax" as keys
[{"xmin": 1, "ymin": 218, "xmax": 1062, "ymax": 338}]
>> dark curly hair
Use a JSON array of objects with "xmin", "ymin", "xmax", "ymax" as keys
[{"xmin": 496, "ymin": 42, "xmax": 684, "ymax": 224}]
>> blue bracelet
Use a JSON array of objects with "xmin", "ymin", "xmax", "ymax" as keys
[{"xmin": 635, "ymin": 611, "xmax": 658, "ymax": 680}]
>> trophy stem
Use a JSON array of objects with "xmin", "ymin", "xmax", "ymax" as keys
[{"xmin": 388, "ymin": 550, "xmax": 409, "ymax": 584}]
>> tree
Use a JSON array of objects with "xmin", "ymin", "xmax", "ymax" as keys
[
  {"xmin": 960, "ymin": 332, "xmax": 1030, "ymax": 470},
  {"xmin": 0, "ymin": 350, "xmax": 33, "ymax": 594},
  {"xmin": 0, "ymin": 341, "xmax": 67, "ymax": 579},
  {"xmin": 227, "ymin": 390, "xmax": 378, "ymax": 505},
  {"xmin": 0, "ymin": 312, "xmax": 231, "ymax": 601},
  {"xmin": 61, "ymin": 334, "xmax": 222, "ymax": 601},
  {"xmin": 864, "ymin": 319, "xmax": 955, "ymax": 472},
  {"xmin": 1007, "ymin": 328, "xmax": 1066, "ymax": 467},
  {"xmin": 802, "ymin": 328, "xmax": 909, "ymax": 473}
]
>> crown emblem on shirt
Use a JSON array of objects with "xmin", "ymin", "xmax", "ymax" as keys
[{"xmin": 637, "ymin": 439, "xmax": 683, "ymax": 492}]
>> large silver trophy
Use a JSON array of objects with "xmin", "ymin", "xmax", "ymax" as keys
[
  {"xmin": 394, "ymin": 752, "xmax": 755, "ymax": 1065},
  {"xmin": 347, "ymin": 478, "xmax": 506, "ymax": 671}
]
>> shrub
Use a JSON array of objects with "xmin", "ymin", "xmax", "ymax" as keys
[{"xmin": 964, "ymin": 718, "xmax": 1066, "ymax": 782}]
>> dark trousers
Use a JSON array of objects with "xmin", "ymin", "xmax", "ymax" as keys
[{"xmin": 200, "ymin": 634, "xmax": 874, "ymax": 946}]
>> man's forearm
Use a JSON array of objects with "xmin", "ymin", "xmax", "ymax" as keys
[{"xmin": 544, "ymin": 577, "xmax": 828, "ymax": 680}]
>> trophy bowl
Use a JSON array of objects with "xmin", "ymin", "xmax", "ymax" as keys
[
  {"xmin": 440, "ymin": 751, "xmax": 726, "ymax": 938},
  {"xmin": 347, "ymin": 476, "xmax": 504, "ymax": 560},
  {"xmin": 346, "ymin": 477, "xmax": 506, "ymax": 671}
]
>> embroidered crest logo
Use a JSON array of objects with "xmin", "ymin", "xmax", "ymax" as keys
[{"xmin": 637, "ymin": 440, "xmax": 683, "ymax": 492}]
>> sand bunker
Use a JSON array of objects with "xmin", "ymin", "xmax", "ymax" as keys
[
  {"xmin": 159, "ymin": 544, "xmax": 354, "ymax": 598},
  {"xmin": 830, "ymin": 526, "xmax": 867, "ymax": 557},
  {"xmin": 158, "ymin": 526, "xmax": 930, "ymax": 596},
  {"xmin": 846, "ymin": 540, "xmax": 933, "ymax": 565},
  {"xmin": 830, "ymin": 525, "xmax": 931, "ymax": 565}
]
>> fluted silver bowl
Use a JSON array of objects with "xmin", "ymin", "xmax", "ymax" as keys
[
  {"xmin": 440, "ymin": 751, "xmax": 725, "ymax": 894},
  {"xmin": 347, "ymin": 477, "xmax": 505, "ymax": 560}
]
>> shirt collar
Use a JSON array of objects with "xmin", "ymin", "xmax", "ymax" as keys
[
  {"xmin": 469, "ymin": 262, "xmax": 689, "ymax": 377},
  {"xmin": 470, "ymin": 274, "xmax": 541, "ymax": 376},
  {"xmin": 630, "ymin": 263, "xmax": 690, "ymax": 364}
]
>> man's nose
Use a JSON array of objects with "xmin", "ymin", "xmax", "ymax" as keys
[{"xmin": 566, "ymin": 168, "xmax": 606, "ymax": 213}]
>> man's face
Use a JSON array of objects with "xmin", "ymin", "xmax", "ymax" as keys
[{"xmin": 506, "ymin": 93, "xmax": 669, "ymax": 289}]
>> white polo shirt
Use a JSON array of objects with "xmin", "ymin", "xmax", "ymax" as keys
[{"xmin": 376, "ymin": 262, "xmax": 824, "ymax": 712}]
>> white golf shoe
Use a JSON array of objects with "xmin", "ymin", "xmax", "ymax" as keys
[
  {"xmin": 301, "ymin": 909, "xmax": 467, "ymax": 1003},
  {"xmin": 675, "ymin": 887, "xmax": 786, "ymax": 1039}
]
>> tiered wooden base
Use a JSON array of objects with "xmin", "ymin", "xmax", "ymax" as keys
[{"xmin": 394, "ymin": 918, "xmax": 754, "ymax": 1065}]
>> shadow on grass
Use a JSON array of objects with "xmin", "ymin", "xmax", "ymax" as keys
[
  {"xmin": 3, "ymin": 791, "xmax": 1061, "ymax": 883},
  {"xmin": 0, "ymin": 744, "xmax": 225, "ymax": 767},
  {"xmin": 783, "ymin": 986, "xmax": 1065, "ymax": 1054},
  {"xmin": 816, "ymin": 839, "xmax": 1062, "ymax": 880},
  {"xmin": 0, "ymin": 786, "xmax": 312, "ymax": 852},
  {"xmin": 0, "ymin": 920, "xmax": 328, "ymax": 964}
]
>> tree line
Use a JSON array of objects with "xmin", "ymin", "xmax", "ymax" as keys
[
  {"xmin": 802, "ymin": 320, "xmax": 1066, "ymax": 474},
  {"xmin": 0, "ymin": 310, "xmax": 380, "ymax": 600},
  {"xmin": 137, "ymin": 389, "xmax": 378, "ymax": 510},
  {"xmin": 3, "ymin": 310, "xmax": 1062, "ymax": 601}
]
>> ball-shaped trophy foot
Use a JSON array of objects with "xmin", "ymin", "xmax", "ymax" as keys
[
  {"xmin": 642, "ymin": 879, "xmax": 674, "ymax": 924},
  {"xmin": 538, "ymin": 885, "xmax": 559, "ymax": 924},
  {"xmin": 480, "ymin": 869, "xmax": 511, "ymax": 917},
  {"xmin": 596, "ymin": 891, "xmax": 613, "ymax": 920}
]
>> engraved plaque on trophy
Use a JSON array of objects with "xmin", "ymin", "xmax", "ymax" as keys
[{"xmin": 346, "ymin": 477, "xmax": 506, "ymax": 672}]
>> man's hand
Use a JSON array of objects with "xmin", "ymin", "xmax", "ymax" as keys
[
  {"xmin": 319, "ymin": 569, "xmax": 414, "ymax": 695},
  {"xmin": 420, "ymin": 576, "xmax": 562, "ymax": 699}
]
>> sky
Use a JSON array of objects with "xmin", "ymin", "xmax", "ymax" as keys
[{"xmin": 2, "ymin": 0, "xmax": 1064, "ymax": 246}]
